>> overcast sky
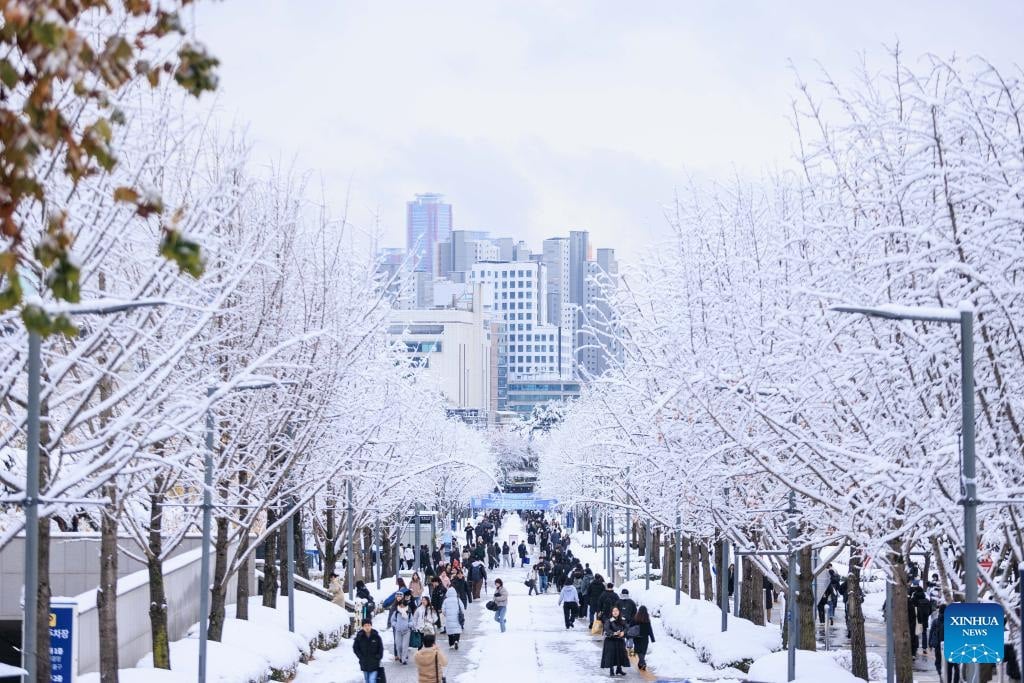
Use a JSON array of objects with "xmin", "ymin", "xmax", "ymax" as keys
[{"xmin": 193, "ymin": 1, "xmax": 1022, "ymax": 258}]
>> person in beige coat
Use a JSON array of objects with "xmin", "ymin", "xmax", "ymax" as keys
[
  {"xmin": 413, "ymin": 633, "xmax": 448, "ymax": 683},
  {"xmin": 328, "ymin": 573, "xmax": 346, "ymax": 607}
]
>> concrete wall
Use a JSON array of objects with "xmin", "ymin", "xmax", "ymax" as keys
[
  {"xmin": 75, "ymin": 541, "xmax": 245, "ymax": 675},
  {"xmin": 0, "ymin": 533, "xmax": 254, "ymax": 676},
  {"xmin": 0, "ymin": 534, "xmax": 206, "ymax": 620}
]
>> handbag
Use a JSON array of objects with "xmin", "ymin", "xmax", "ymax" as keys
[
  {"xmin": 376, "ymin": 666, "xmax": 387, "ymax": 683},
  {"xmin": 409, "ymin": 630, "xmax": 422, "ymax": 649},
  {"xmin": 626, "ymin": 624, "xmax": 641, "ymax": 638},
  {"xmin": 458, "ymin": 604, "xmax": 465, "ymax": 627},
  {"xmin": 485, "ymin": 600, "xmax": 498, "ymax": 611},
  {"xmin": 435, "ymin": 650, "xmax": 447, "ymax": 683},
  {"xmin": 590, "ymin": 618, "xmax": 604, "ymax": 636}
]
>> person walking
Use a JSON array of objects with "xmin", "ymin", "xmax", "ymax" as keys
[
  {"xmin": 441, "ymin": 585, "xmax": 465, "ymax": 649},
  {"xmin": 412, "ymin": 596, "xmax": 440, "ymax": 649},
  {"xmin": 329, "ymin": 572, "xmax": 345, "ymax": 608},
  {"xmin": 502, "ymin": 541, "xmax": 512, "ymax": 568},
  {"xmin": 389, "ymin": 594, "xmax": 414, "ymax": 665},
  {"xmin": 526, "ymin": 565, "xmax": 539, "ymax": 596},
  {"xmin": 586, "ymin": 574, "xmax": 606, "ymax": 628},
  {"xmin": 616, "ymin": 589, "xmax": 637, "ymax": 624},
  {"xmin": 410, "ymin": 572, "xmax": 424, "ymax": 601},
  {"xmin": 558, "ymin": 580, "xmax": 580, "ymax": 629},
  {"xmin": 518, "ymin": 540, "xmax": 528, "ymax": 567},
  {"xmin": 353, "ymin": 618, "xmax": 384, "ymax": 683},
  {"xmin": 414, "ymin": 633, "xmax": 449, "ymax": 683},
  {"xmin": 492, "ymin": 578, "xmax": 509, "ymax": 632},
  {"xmin": 601, "ymin": 606, "xmax": 630, "ymax": 677},
  {"xmin": 470, "ymin": 560, "xmax": 486, "ymax": 599},
  {"xmin": 631, "ymin": 606, "xmax": 655, "ymax": 671},
  {"xmin": 403, "ymin": 544, "xmax": 416, "ymax": 571}
]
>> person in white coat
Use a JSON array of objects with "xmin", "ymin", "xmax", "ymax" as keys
[{"xmin": 441, "ymin": 586, "xmax": 465, "ymax": 649}]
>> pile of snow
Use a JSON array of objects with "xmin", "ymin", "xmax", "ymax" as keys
[
  {"xmin": 185, "ymin": 614, "xmax": 310, "ymax": 675},
  {"xmin": 136, "ymin": 638, "xmax": 269, "ymax": 683},
  {"xmin": 747, "ymin": 649, "xmax": 865, "ymax": 682},
  {"xmin": 79, "ymin": 670, "xmax": 189, "ymax": 683},
  {"xmin": 617, "ymin": 579, "xmax": 782, "ymax": 669},
  {"xmin": 116, "ymin": 593, "xmax": 353, "ymax": 683},
  {"xmin": 228, "ymin": 593, "xmax": 350, "ymax": 651}
]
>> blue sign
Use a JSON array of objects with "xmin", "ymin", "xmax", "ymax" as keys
[
  {"xmin": 944, "ymin": 602, "xmax": 1004, "ymax": 664},
  {"xmin": 470, "ymin": 495, "xmax": 558, "ymax": 511},
  {"xmin": 48, "ymin": 600, "xmax": 76, "ymax": 682}
]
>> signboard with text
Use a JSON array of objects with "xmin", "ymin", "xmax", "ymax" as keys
[
  {"xmin": 944, "ymin": 602, "xmax": 1003, "ymax": 664},
  {"xmin": 48, "ymin": 599, "xmax": 77, "ymax": 683}
]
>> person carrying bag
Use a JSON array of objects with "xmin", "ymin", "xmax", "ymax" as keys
[{"xmin": 414, "ymin": 633, "xmax": 448, "ymax": 683}]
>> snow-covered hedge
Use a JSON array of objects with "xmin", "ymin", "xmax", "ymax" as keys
[
  {"xmin": 617, "ymin": 579, "xmax": 782, "ymax": 670},
  {"xmin": 115, "ymin": 593, "xmax": 352, "ymax": 683},
  {"xmin": 747, "ymin": 650, "xmax": 865, "ymax": 682}
]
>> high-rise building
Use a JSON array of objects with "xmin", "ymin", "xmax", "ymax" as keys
[
  {"xmin": 469, "ymin": 260, "xmax": 573, "ymax": 409},
  {"xmin": 406, "ymin": 193, "xmax": 452, "ymax": 275},
  {"xmin": 542, "ymin": 237, "xmax": 570, "ymax": 328},
  {"xmin": 578, "ymin": 247, "xmax": 621, "ymax": 378}
]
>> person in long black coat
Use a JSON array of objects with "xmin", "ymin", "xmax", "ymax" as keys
[
  {"xmin": 632, "ymin": 606, "xmax": 656, "ymax": 671},
  {"xmin": 352, "ymin": 619, "xmax": 384, "ymax": 676},
  {"xmin": 600, "ymin": 606, "xmax": 630, "ymax": 676}
]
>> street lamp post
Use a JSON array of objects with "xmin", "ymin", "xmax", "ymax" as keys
[
  {"xmin": 720, "ymin": 536, "xmax": 729, "ymax": 632},
  {"xmin": 832, "ymin": 302, "xmax": 977, "ymax": 682},
  {"xmin": 20, "ymin": 300, "xmax": 167, "ymax": 683}
]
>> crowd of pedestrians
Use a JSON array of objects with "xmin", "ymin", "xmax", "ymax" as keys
[{"xmin": 350, "ymin": 507, "xmax": 663, "ymax": 681}]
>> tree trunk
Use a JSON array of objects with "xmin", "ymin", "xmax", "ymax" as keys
[
  {"xmin": 742, "ymin": 557, "xmax": 766, "ymax": 625},
  {"xmin": 98, "ymin": 484, "xmax": 119, "ymax": 683},
  {"xmin": 263, "ymin": 507, "xmax": 279, "ymax": 607},
  {"xmin": 35, "ymin": 397, "xmax": 52, "ymax": 683},
  {"xmin": 690, "ymin": 539, "xmax": 701, "ymax": 599},
  {"xmin": 700, "ymin": 541, "xmax": 713, "ymax": 601},
  {"xmin": 929, "ymin": 535, "xmax": 954, "ymax": 603},
  {"xmin": 889, "ymin": 543, "xmax": 914, "ymax": 683},
  {"xmin": 279, "ymin": 521, "xmax": 290, "ymax": 596},
  {"xmin": 798, "ymin": 547, "xmax": 816, "ymax": 650},
  {"xmin": 661, "ymin": 533, "xmax": 675, "ymax": 588},
  {"xmin": 847, "ymin": 547, "xmax": 868, "ymax": 681},
  {"xmin": 651, "ymin": 528, "xmax": 660, "ymax": 570},
  {"xmin": 714, "ymin": 537, "xmax": 725, "ymax": 606},
  {"xmin": 207, "ymin": 515, "xmax": 230, "ymax": 641},
  {"xmin": 680, "ymin": 535, "xmax": 691, "ymax": 595},
  {"xmin": 235, "ymin": 471, "xmax": 250, "ymax": 621},
  {"xmin": 147, "ymin": 483, "xmax": 170, "ymax": 670},
  {"xmin": 322, "ymin": 506, "xmax": 337, "ymax": 588},
  {"xmin": 361, "ymin": 526, "xmax": 373, "ymax": 583},
  {"xmin": 380, "ymin": 526, "xmax": 393, "ymax": 580},
  {"xmin": 294, "ymin": 506, "xmax": 309, "ymax": 580}
]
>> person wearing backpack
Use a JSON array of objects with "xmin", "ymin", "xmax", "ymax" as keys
[
  {"xmin": 389, "ymin": 595, "xmax": 414, "ymax": 665},
  {"xmin": 469, "ymin": 560, "xmax": 486, "ymax": 599},
  {"xmin": 414, "ymin": 633, "xmax": 448, "ymax": 683}
]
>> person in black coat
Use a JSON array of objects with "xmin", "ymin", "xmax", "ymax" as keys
[
  {"xmin": 597, "ymin": 583, "xmax": 619, "ymax": 621},
  {"xmin": 616, "ymin": 589, "xmax": 637, "ymax": 624},
  {"xmin": 600, "ymin": 606, "xmax": 630, "ymax": 676},
  {"xmin": 632, "ymin": 606, "xmax": 656, "ymax": 671},
  {"xmin": 352, "ymin": 619, "xmax": 384, "ymax": 677},
  {"xmin": 586, "ymin": 574, "xmax": 607, "ymax": 628}
]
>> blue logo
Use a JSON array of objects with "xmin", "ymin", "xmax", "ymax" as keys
[{"xmin": 944, "ymin": 603, "xmax": 1004, "ymax": 664}]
